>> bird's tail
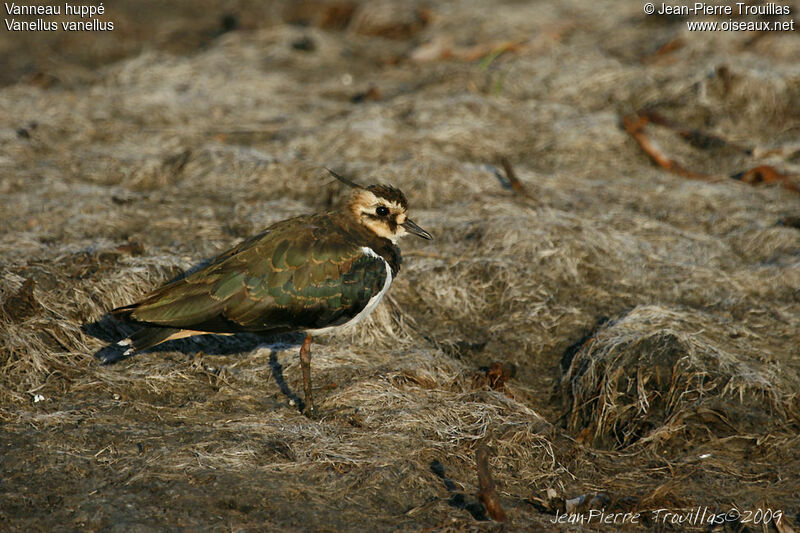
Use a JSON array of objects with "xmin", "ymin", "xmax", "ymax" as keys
[{"xmin": 96, "ymin": 326, "xmax": 181, "ymax": 364}]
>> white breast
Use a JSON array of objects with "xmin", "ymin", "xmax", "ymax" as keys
[{"xmin": 306, "ymin": 246, "xmax": 393, "ymax": 335}]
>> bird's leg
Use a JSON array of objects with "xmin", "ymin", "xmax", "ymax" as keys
[{"xmin": 299, "ymin": 334, "xmax": 315, "ymax": 416}]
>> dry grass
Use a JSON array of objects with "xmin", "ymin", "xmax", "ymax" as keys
[{"xmin": 2, "ymin": 0, "xmax": 799, "ymax": 531}]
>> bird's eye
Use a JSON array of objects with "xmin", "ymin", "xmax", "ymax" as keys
[{"xmin": 376, "ymin": 206, "xmax": 390, "ymax": 217}]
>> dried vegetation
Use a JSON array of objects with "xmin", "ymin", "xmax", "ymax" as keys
[{"xmin": 1, "ymin": 0, "xmax": 799, "ymax": 531}]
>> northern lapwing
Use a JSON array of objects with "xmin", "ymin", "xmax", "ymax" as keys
[{"xmin": 102, "ymin": 170, "xmax": 432, "ymax": 416}]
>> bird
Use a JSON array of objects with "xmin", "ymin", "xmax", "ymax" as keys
[{"xmin": 101, "ymin": 169, "xmax": 432, "ymax": 416}]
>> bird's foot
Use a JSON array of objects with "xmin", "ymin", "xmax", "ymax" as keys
[{"xmin": 301, "ymin": 402, "xmax": 319, "ymax": 419}]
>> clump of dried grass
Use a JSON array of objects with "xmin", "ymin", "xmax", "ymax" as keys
[{"xmin": 561, "ymin": 305, "xmax": 794, "ymax": 450}]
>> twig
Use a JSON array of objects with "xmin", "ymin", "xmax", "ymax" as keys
[
  {"xmin": 642, "ymin": 37, "xmax": 685, "ymax": 64},
  {"xmin": 621, "ymin": 113, "xmax": 710, "ymax": 180},
  {"xmin": 491, "ymin": 157, "xmax": 537, "ymax": 204},
  {"xmin": 624, "ymin": 110, "xmax": 800, "ymax": 193},
  {"xmin": 499, "ymin": 157, "xmax": 528, "ymax": 195},
  {"xmin": 475, "ymin": 444, "xmax": 507, "ymax": 522},
  {"xmin": 732, "ymin": 165, "xmax": 800, "ymax": 194},
  {"xmin": 639, "ymin": 110, "xmax": 751, "ymax": 154}
]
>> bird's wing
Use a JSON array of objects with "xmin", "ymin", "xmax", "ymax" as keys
[{"xmin": 112, "ymin": 218, "xmax": 388, "ymax": 333}]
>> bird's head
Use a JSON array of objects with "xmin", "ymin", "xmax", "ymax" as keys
[{"xmin": 328, "ymin": 169, "xmax": 432, "ymax": 244}]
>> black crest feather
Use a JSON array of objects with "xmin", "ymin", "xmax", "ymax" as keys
[{"xmin": 326, "ymin": 168, "xmax": 365, "ymax": 190}]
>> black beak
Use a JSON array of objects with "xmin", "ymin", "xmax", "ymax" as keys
[{"xmin": 402, "ymin": 219, "xmax": 432, "ymax": 240}]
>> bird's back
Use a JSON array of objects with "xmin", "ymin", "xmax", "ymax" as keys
[{"xmin": 112, "ymin": 212, "xmax": 397, "ymax": 335}]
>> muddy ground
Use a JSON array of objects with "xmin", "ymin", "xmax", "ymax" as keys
[{"xmin": 1, "ymin": 0, "xmax": 799, "ymax": 531}]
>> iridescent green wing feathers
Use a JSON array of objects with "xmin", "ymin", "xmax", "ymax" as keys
[{"xmin": 112, "ymin": 215, "xmax": 388, "ymax": 333}]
